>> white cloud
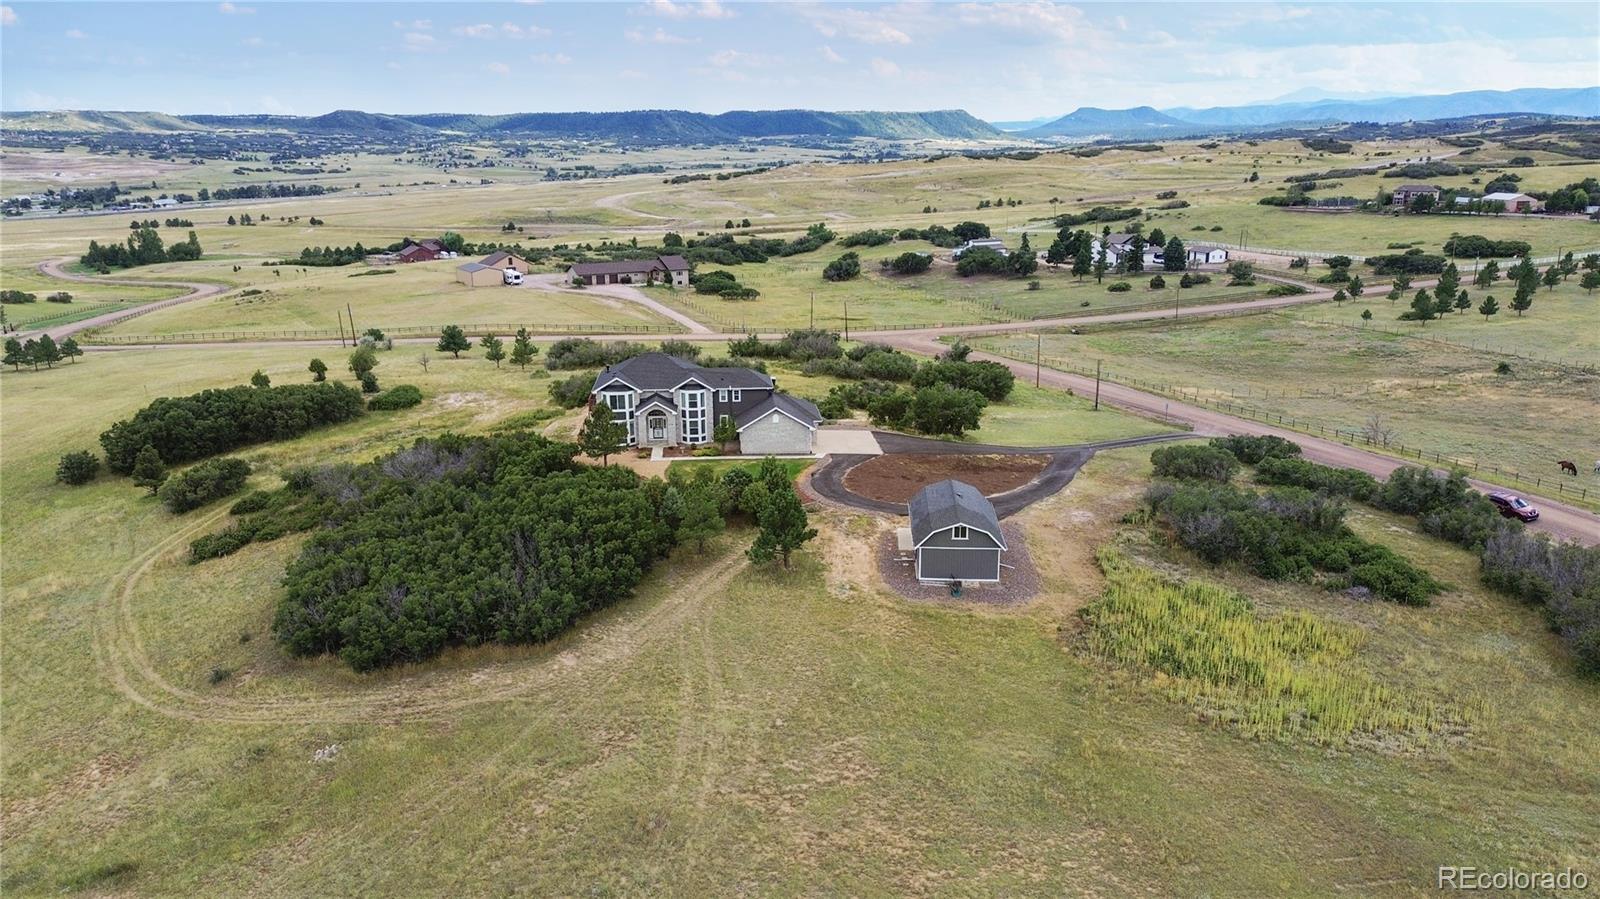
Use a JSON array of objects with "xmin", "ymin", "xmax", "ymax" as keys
[
  {"xmin": 794, "ymin": 3, "xmax": 914, "ymax": 45},
  {"xmin": 65, "ymin": 28, "xmax": 87, "ymax": 39},
  {"xmin": 626, "ymin": 27, "xmax": 693, "ymax": 44},
  {"xmin": 402, "ymin": 32, "xmax": 438, "ymax": 51},
  {"xmin": 953, "ymin": 1, "xmax": 1089, "ymax": 43},
  {"xmin": 531, "ymin": 52, "xmax": 572, "ymax": 65},
  {"xmin": 484, "ymin": 61, "xmax": 512, "ymax": 76},
  {"xmin": 869, "ymin": 57, "xmax": 900, "ymax": 77},
  {"xmin": 218, "ymin": 2, "xmax": 255, "ymax": 14},
  {"xmin": 644, "ymin": 0, "xmax": 735, "ymax": 20},
  {"xmin": 454, "ymin": 21, "xmax": 550, "ymax": 39},
  {"xmin": 820, "ymin": 45, "xmax": 845, "ymax": 63},
  {"xmin": 0, "ymin": 6, "xmax": 17, "ymax": 27},
  {"xmin": 392, "ymin": 19, "xmax": 431, "ymax": 31},
  {"xmin": 618, "ymin": 68, "xmax": 647, "ymax": 79},
  {"xmin": 453, "ymin": 23, "xmax": 496, "ymax": 37},
  {"xmin": 501, "ymin": 22, "xmax": 551, "ymax": 38},
  {"xmin": 259, "ymin": 95, "xmax": 292, "ymax": 114},
  {"xmin": 242, "ymin": 35, "xmax": 271, "ymax": 47},
  {"xmin": 708, "ymin": 49, "xmax": 777, "ymax": 68}
]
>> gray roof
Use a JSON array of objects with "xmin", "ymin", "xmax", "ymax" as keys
[
  {"xmin": 908, "ymin": 479, "xmax": 1006, "ymax": 549},
  {"xmin": 735, "ymin": 393, "xmax": 822, "ymax": 431},
  {"xmin": 593, "ymin": 352, "xmax": 773, "ymax": 393},
  {"xmin": 1396, "ymin": 183, "xmax": 1439, "ymax": 192},
  {"xmin": 569, "ymin": 254, "xmax": 689, "ymax": 277},
  {"xmin": 457, "ymin": 262, "xmax": 494, "ymax": 272},
  {"xmin": 478, "ymin": 250, "xmax": 527, "ymax": 266}
]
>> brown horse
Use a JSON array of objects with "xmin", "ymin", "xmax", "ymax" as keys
[{"xmin": 1558, "ymin": 460, "xmax": 1578, "ymax": 476}]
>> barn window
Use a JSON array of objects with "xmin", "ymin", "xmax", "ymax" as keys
[{"xmin": 951, "ymin": 525, "xmax": 969, "ymax": 541}]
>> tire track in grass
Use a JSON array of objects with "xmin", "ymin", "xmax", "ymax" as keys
[{"xmin": 93, "ymin": 516, "xmax": 750, "ymax": 725}]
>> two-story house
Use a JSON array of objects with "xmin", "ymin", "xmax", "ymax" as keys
[{"xmin": 590, "ymin": 353, "xmax": 823, "ymax": 455}]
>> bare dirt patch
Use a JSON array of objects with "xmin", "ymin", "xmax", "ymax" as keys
[
  {"xmin": 842, "ymin": 453, "xmax": 1050, "ymax": 505},
  {"xmin": 876, "ymin": 521, "xmax": 1040, "ymax": 605}
]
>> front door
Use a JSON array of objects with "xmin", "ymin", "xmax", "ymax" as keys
[{"xmin": 647, "ymin": 413, "xmax": 667, "ymax": 442}]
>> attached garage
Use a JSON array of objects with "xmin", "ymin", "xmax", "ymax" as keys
[
  {"xmin": 908, "ymin": 480, "xmax": 1007, "ymax": 584},
  {"xmin": 735, "ymin": 394, "xmax": 821, "ymax": 455}
]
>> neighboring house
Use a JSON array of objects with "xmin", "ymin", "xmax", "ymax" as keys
[
  {"xmin": 396, "ymin": 244, "xmax": 441, "ymax": 263},
  {"xmin": 1096, "ymin": 234, "xmax": 1161, "ymax": 268},
  {"xmin": 905, "ymin": 479, "xmax": 1007, "ymax": 584},
  {"xmin": 1391, "ymin": 184, "xmax": 1441, "ymax": 206},
  {"xmin": 1481, "ymin": 191, "xmax": 1543, "ymax": 213},
  {"xmin": 590, "ymin": 352, "xmax": 822, "ymax": 455},
  {"xmin": 152, "ymin": 197, "xmax": 178, "ymax": 209},
  {"xmin": 478, "ymin": 250, "xmax": 531, "ymax": 273},
  {"xmin": 1185, "ymin": 244, "xmax": 1229, "ymax": 265},
  {"xmin": 568, "ymin": 255, "xmax": 690, "ymax": 287},
  {"xmin": 952, "ymin": 238, "xmax": 1009, "ymax": 259}
]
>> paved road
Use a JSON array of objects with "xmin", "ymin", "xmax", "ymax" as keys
[
  {"xmin": 878, "ymin": 332, "xmax": 1600, "ymax": 546},
  {"xmin": 19, "ymin": 258, "xmax": 229, "ymax": 342}
]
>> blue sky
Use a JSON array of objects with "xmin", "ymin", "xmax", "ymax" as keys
[{"xmin": 2, "ymin": 1, "xmax": 1597, "ymax": 119}]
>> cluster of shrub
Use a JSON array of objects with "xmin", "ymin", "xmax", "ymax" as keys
[
  {"xmin": 1441, "ymin": 235, "xmax": 1533, "ymax": 259},
  {"xmin": 80, "ymin": 227, "xmax": 202, "ymax": 271},
  {"xmin": 98, "ymin": 381, "xmax": 366, "ymax": 474},
  {"xmin": 285, "ymin": 244, "xmax": 376, "ymax": 267},
  {"xmin": 956, "ymin": 234, "xmax": 1039, "ymax": 278},
  {"xmin": 235, "ymin": 433, "xmax": 812, "ymax": 672},
  {"xmin": 1365, "ymin": 251, "xmax": 1447, "ymax": 276},
  {"xmin": 1146, "ymin": 443, "xmax": 1442, "ymax": 605},
  {"xmin": 691, "ymin": 269, "xmax": 759, "ymax": 300},
  {"xmin": 1053, "ymin": 206, "xmax": 1141, "ymax": 228},
  {"xmin": 1157, "ymin": 435, "xmax": 1600, "ymax": 672},
  {"xmin": 804, "ymin": 342, "xmax": 1014, "ymax": 438}
]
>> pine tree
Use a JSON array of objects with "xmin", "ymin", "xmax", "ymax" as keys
[
  {"xmin": 309, "ymin": 358, "xmax": 328, "ymax": 381},
  {"xmin": 437, "ymin": 325, "xmax": 470, "ymax": 358},
  {"xmin": 1453, "ymin": 289, "xmax": 1471, "ymax": 314},
  {"xmin": 1092, "ymin": 246, "xmax": 1108, "ymax": 284},
  {"xmin": 1332, "ymin": 288, "xmax": 1347, "ymax": 305},
  {"xmin": 60, "ymin": 337, "xmax": 82, "ymax": 363},
  {"xmin": 676, "ymin": 480, "xmax": 726, "ymax": 553},
  {"xmin": 1127, "ymin": 234, "xmax": 1146, "ymax": 273},
  {"xmin": 1434, "ymin": 262, "xmax": 1460, "ymax": 304},
  {"xmin": 1346, "ymin": 275, "xmax": 1364, "ymax": 297},
  {"xmin": 250, "ymin": 369, "xmax": 271, "ymax": 388},
  {"xmin": 747, "ymin": 483, "xmax": 816, "ymax": 569},
  {"xmin": 1474, "ymin": 260, "xmax": 1499, "ymax": 287},
  {"xmin": 21, "ymin": 338, "xmax": 40, "ymax": 369},
  {"xmin": 579, "ymin": 404, "xmax": 628, "ymax": 466},
  {"xmin": 480, "ymin": 333, "xmax": 505, "ymax": 368},
  {"xmin": 509, "ymin": 328, "xmax": 537, "ymax": 370},
  {"xmin": 3, "ymin": 337, "xmax": 26, "ymax": 370},
  {"xmin": 131, "ymin": 445, "xmax": 168, "ymax": 495},
  {"xmin": 1541, "ymin": 266, "xmax": 1561, "ymax": 291},
  {"xmin": 1408, "ymin": 289, "xmax": 1435, "ymax": 324},
  {"xmin": 1478, "ymin": 295, "xmax": 1499, "ymax": 321},
  {"xmin": 1163, "ymin": 236, "xmax": 1186, "ymax": 271},
  {"xmin": 1071, "ymin": 237, "xmax": 1092, "ymax": 281},
  {"xmin": 34, "ymin": 334, "xmax": 61, "ymax": 369},
  {"xmin": 1510, "ymin": 281, "xmax": 1534, "ymax": 317}
]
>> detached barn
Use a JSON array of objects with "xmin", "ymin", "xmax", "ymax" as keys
[
  {"xmin": 455, "ymin": 262, "xmax": 501, "ymax": 287},
  {"xmin": 907, "ymin": 479, "xmax": 1007, "ymax": 584}
]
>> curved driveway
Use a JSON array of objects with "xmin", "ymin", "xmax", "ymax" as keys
[{"xmin": 21, "ymin": 258, "xmax": 229, "ymax": 342}]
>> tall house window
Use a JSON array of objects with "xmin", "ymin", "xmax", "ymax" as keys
[{"xmin": 951, "ymin": 525, "xmax": 969, "ymax": 541}]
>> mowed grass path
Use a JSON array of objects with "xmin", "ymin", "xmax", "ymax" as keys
[
  {"xmin": 3, "ymin": 342, "xmax": 1598, "ymax": 893},
  {"xmin": 973, "ymin": 298, "xmax": 1600, "ymax": 486}
]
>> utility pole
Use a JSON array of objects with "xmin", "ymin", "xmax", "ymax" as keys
[
  {"xmin": 1093, "ymin": 359, "xmax": 1101, "ymax": 411},
  {"xmin": 1034, "ymin": 332, "xmax": 1041, "ymax": 387},
  {"xmin": 336, "ymin": 308, "xmax": 347, "ymax": 348},
  {"xmin": 347, "ymin": 303, "xmax": 356, "ymax": 342},
  {"xmin": 809, "ymin": 290, "xmax": 814, "ymax": 329},
  {"xmin": 842, "ymin": 299, "xmax": 850, "ymax": 342}
]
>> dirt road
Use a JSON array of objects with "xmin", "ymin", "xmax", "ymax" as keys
[
  {"xmin": 19, "ymin": 258, "xmax": 229, "ymax": 341},
  {"xmin": 522, "ymin": 273, "xmax": 712, "ymax": 334},
  {"xmin": 880, "ymin": 332, "xmax": 1600, "ymax": 546}
]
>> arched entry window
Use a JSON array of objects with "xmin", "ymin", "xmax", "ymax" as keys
[{"xmin": 647, "ymin": 413, "xmax": 667, "ymax": 441}]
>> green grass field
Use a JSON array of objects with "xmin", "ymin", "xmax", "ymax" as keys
[
  {"xmin": 4, "ymin": 345, "xmax": 1597, "ymax": 892},
  {"xmin": 971, "ymin": 294, "xmax": 1600, "ymax": 491}
]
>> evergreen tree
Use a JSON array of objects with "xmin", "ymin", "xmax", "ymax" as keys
[
  {"xmin": 1474, "ymin": 260, "xmax": 1499, "ymax": 287},
  {"xmin": 21, "ymin": 338, "xmax": 39, "ymax": 370},
  {"xmin": 1408, "ymin": 289, "xmax": 1435, "ymax": 323},
  {"xmin": 1126, "ymin": 234, "xmax": 1146, "ymax": 273},
  {"xmin": 250, "ymin": 369, "xmax": 271, "ymax": 388},
  {"xmin": 1510, "ymin": 281, "xmax": 1534, "ymax": 317},
  {"xmin": 480, "ymin": 333, "xmax": 506, "ymax": 368},
  {"xmin": 1360, "ymin": 308, "xmax": 1372, "ymax": 321},
  {"xmin": 437, "ymin": 325, "xmax": 470, "ymax": 358},
  {"xmin": 60, "ymin": 337, "xmax": 82, "ymax": 363},
  {"xmin": 1163, "ymin": 236, "xmax": 1186, "ymax": 271},
  {"xmin": 348, "ymin": 345, "xmax": 378, "ymax": 377},
  {"xmin": 1541, "ymin": 266, "xmax": 1561, "ymax": 291},
  {"xmin": 713, "ymin": 415, "xmax": 738, "ymax": 451},
  {"xmin": 1332, "ymin": 288, "xmax": 1347, "ymax": 305},
  {"xmin": 1008, "ymin": 233, "xmax": 1037, "ymax": 276},
  {"xmin": 1434, "ymin": 262, "xmax": 1461, "ymax": 304},
  {"xmin": 309, "ymin": 358, "xmax": 328, "ymax": 382},
  {"xmin": 1581, "ymin": 270, "xmax": 1600, "ymax": 294},
  {"xmin": 131, "ymin": 445, "xmax": 168, "ymax": 495},
  {"xmin": 1091, "ymin": 246, "xmax": 1108, "ymax": 284},
  {"xmin": 1453, "ymin": 289, "xmax": 1471, "ymax": 314},
  {"xmin": 1346, "ymin": 275, "xmax": 1364, "ymax": 297},
  {"xmin": 509, "ymin": 328, "xmax": 537, "ymax": 370},
  {"xmin": 747, "ymin": 482, "xmax": 817, "ymax": 570},
  {"xmin": 3, "ymin": 337, "xmax": 26, "ymax": 370},
  {"xmin": 56, "ymin": 450, "xmax": 100, "ymax": 485},
  {"xmin": 1478, "ymin": 295, "xmax": 1499, "ymax": 321},
  {"xmin": 579, "ymin": 404, "xmax": 628, "ymax": 466},
  {"xmin": 1071, "ymin": 236, "xmax": 1092, "ymax": 281},
  {"xmin": 34, "ymin": 334, "xmax": 62, "ymax": 369},
  {"xmin": 676, "ymin": 476, "xmax": 726, "ymax": 553}
]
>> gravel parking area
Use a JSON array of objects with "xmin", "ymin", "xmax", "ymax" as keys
[{"xmin": 876, "ymin": 521, "xmax": 1040, "ymax": 605}]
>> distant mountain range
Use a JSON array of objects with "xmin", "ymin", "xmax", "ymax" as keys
[
  {"xmin": 1, "ymin": 108, "xmax": 1004, "ymax": 141},
  {"xmin": 1017, "ymin": 86, "xmax": 1599, "ymax": 139}
]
